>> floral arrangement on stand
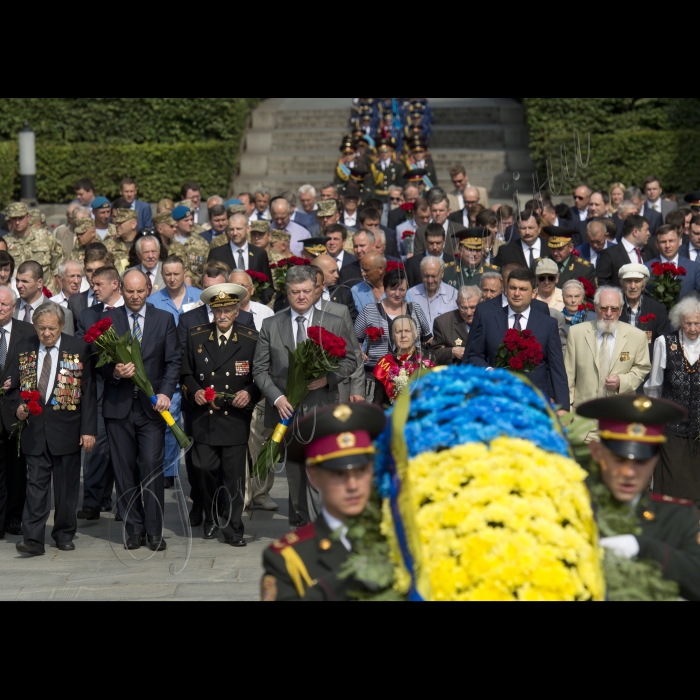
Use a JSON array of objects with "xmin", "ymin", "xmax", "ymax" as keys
[
  {"xmin": 495, "ymin": 329, "xmax": 543, "ymax": 373},
  {"xmin": 341, "ymin": 366, "xmax": 606, "ymax": 602},
  {"xmin": 245, "ymin": 270, "xmax": 270, "ymax": 302},
  {"xmin": 254, "ymin": 327, "xmax": 347, "ymax": 477},
  {"xmin": 649, "ymin": 262, "xmax": 686, "ymax": 311}
]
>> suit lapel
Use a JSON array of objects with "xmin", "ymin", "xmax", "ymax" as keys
[
  {"xmin": 140, "ymin": 305, "xmax": 153, "ymax": 350},
  {"xmin": 453, "ymin": 310, "xmax": 469, "ymax": 344},
  {"xmin": 496, "ymin": 305, "xmax": 509, "ymax": 339},
  {"xmin": 278, "ymin": 310, "xmax": 296, "ymax": 354},
  {"xmin": 586, "ymin": 323, "xmax": 598, "ymax": 368}
]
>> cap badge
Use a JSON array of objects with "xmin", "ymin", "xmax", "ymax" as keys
[
  {"xmin": 628, "ymin": 423, "xmax": 647, "ymax": 437},
  {"xmin": 633, "ymin": 398, "xmax": 653, "ymax": 413},
  {"xmin": 218, "ymin": 292, "xmax": 227, "ymax": 300},
  {"xmin": 337, "ymin": 432, "xmax": 356, "ymax": 450},
  {"xmin": 333, "ymin": 406, "xmax": 353, "ymax": 423}
]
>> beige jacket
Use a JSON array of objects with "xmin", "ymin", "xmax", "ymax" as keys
[
  {"xmin": 565, "ymin": 321, "xmax": 651, "ymax": 409},
  {"xmin": 448, "ymin": 185, "xmax": 491, "ymax": 213}
]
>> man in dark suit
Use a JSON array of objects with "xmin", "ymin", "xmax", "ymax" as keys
[
  {"xmin": 646, "ymin": 224, "xmax": 700, "ymax": 299},
  {"xmin": 387, "ymin": 183, "xmax": 421, "ymax": 231},
  {"xmin": 680, "ymin": 213, "xmax": 700, "ymax": 262},
  {"xmin": 571, "ymin": 186, "xmax": 592, "ymax": 222},
  {"xmin": 597, "ymin": 215, "xmax": 653, "ymax": 288},
  {"xmin": 432, "ymin": 287, "xmax": 479, "ymax": 365},
  {"xmin": 575, "ymin": 219, "xmax": 616, "ymax": 267},
  {"xmin": 253, "ymin": 265, "xmax": 358, "ymax": 527},
  {"xmin": 337, "ymin": 229, "xmax": 371, "ymax": 288},
  {"xmin": 8, "ymin": 303, "xmax": 97, "ymax": 556},
  {"xmin": 465, "ymin": 268, "xmax": 569, "ymax": 412},
  {"xmin": 120, "ymin": 178, "xmax": 153, "ymax": 231},
  {"xmin": 67, "ymin": 249, "xmax": 113, "ymax": 321},
  {"xmin": 494, "ymin": 213, "xmax": 547, "ymax": 273},
  {"xmin": 310, "ymin": 255, "xmax": 358, "ymax": 320},
  {"xmin": 101, "ymin": 270, "xmax": 181, "ymax": 552},
  {"xmin": 359, "ymin": 207, "xmax": 401, "ymax": 260},
  {"xmin": 644, "ymin": 176, "xmax": 678, "ymax": 223},
  {"xmin": 181, "ymin": 283, "xmax": 261, "ymax": 547},
  {"xmin": 0, "ymin": 287, "xmax": 34, "ymax": 538},
  {"xmin": 208, "ymin": 213, "xmax": 273, "ymax": 304},
  {"xmin": 325, "ymin": 224, "xmax": 357, "ymax": 276},
  {"xmin": 412, "ymin": 193, "xmax": 466, "ymax": 259}
]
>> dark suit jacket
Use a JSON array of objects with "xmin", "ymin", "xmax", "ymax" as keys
[
  {"xmin": 448, "ymin": 209, "xmax": 470, "ymax": 228},
  {"xmin": 645, "ymin": 201, "xmax": 678, "ymax": 225},
  {"xmin": 100, "ymin": 304, "xmax": 181, "ymax": 421},
  {"xmin": 388, "ymin": 207, "xmax": 411, "ymax": 231},
  {"xmin": 338, "ymin": 260, "xmax": 363, "ymax": 287},
  {"xmin": 177, "ymin": 304, "xmax": 254, "ymax": 353},
  {"xmin": 133, "ymin": 200, "xmax": 154, "ymax": 231},
  {"xmin": 380, "ymin": 225, "xmax": 400, "ymax": 259},
  {"xmin": 621, "ymin": 294, "xmax": 671, "ymax": 364},
  {"xmin": 494, "ymin": 237, "xmax": 548, "ymax": 272},
  {"xmin": 292, "ymin": 211, "xmax": 320, "ymax": 237},
  {"xmin": 646, "ymin": 256, "xmax": 700, "ymax": 298},
  {"xmin": 597, "ymin": 240, "xmax": 654, "ymax": 288},
  {"xmin": 575, "ymin": 241, "xmax": 615, "ymax": 264},
  {"xmin": 68, "ymin": 290, "xmax": 90, "ymax": 322},
  {"xmin": 199, "ymin": 230, "xmax": 226, "ymax": 245},
  {"xmin": 337, "ymin": 252, "xmax": 358, "ymax": 273},
  {"xmin": 680, "ymin": 243, "xmax": 700, "ymax": 261},
  {"xmin": 328, "ymin": 286, "xmax": 358, "ymax": 321},
  {"xmin": 413, "ymin": 221, "xmax": 466, "ymax": 259},
  {"xmin": 465, "ymin": 304, "xmax": 570, "ymax": 410},
  {"xmin": 8, "ymin": 334, "xmax": 97, "ymax": 456},
  {"xmin": 613, "ymin": 210, "xmax": 663, "ymax": 239},
  {"xmin": 432, "ymin": 310, "xmax": 469, "ymax": 365},
  {"xmin": 208, "ymin": 243, "xmax": 274, "ymax": 304},
  {"xmin": 0, "ymin": 319, "xmax": 35, "ymax": 433}
]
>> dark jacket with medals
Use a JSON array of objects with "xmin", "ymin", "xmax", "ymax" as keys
[
  {"xmin": 181, "ymin": 321, "xmax": 261, "ymax": 447},
  {"xmin": 636, "ymin": 493, "xmax": 700, "ymax": 602},
  {"xmin": 432, "ymin": 310, "xmax": 470, "ymax": 365},
  {"xmin": 262, "ymin": 514, "xmax": 361, "ymax": 602},
  {"xmin": 553, "ymin": 254, "xmax": 597, "ymax": 288},
  {"xmin": 7, "ymin": 334, "xmax": 97, "ymax": 456}
]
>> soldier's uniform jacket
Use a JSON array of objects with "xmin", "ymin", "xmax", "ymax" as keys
[
  {"xmin": 637, "ymin": 493, "xmax": 700, "ymax": 601},
  {"xmin": 208, "ymin": 234, "xmax": 229, "ymax": 252},
  {"xmin": 180, "ymin": 321, "xmax": 261, "ymax": 447},
  {"xmin": 372, "ymin": 159, "xmax": 403, "ymax": 202},
  {"xmin": 73, "ymin": 235, "xmax": 125, "ymax": 270},
  {"xmin": 553, "ymin": 255, "xmax": 597, "ymax": 289},
  {"xmin": 261, "ymin": 515, "xmax": 363, "ymax": 601},
  {"xmin": 458, "ymin": 262, "xmax": 501, "ymax": 289},
  {"xmin": 170, "ymin": 233, "xmax": 210, "ymax": 289},
  {"xmin": 5, "ymin": 227, "xmax": 65, "ymax": 283}
]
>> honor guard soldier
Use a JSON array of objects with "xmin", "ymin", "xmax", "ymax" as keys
[
  {"xmin": 261, "ymin": 403, "xmax": 387, "ymax": 602},
  {"xmin": 543, "ymin": 226, "xmax": 596, "ymax": 289},
  {"xmin": 345, "ymin": 168, "xmax": 375, "ymax": 206},
  {"xmin": 181, "ymin": 283, "xmax": 261, "ymax": 548},
  {"xmin": 456, "ymin": 228, "xmax": 500, "ymax": 288},
  {"xmin": 302, "ymin": 237, "xmax": 330, "ymax": 261},
  {"xmin": 372, "ymin": 138, "xmax": 403, "ymax": 205},
  {"xmin": 578, "ymin": 395, "xmax": 700, "ymax": 601},
  {"xmin": 684, "ymin": 190, "xmax": 700, "ymax": 214}
]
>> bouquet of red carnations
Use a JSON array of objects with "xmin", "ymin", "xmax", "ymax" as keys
[
  {"xmin": 269, "ymin": 257, "xmax": 310, "ymax": 290},
  {"xmin": 84, "ymin": 317, "xmax": 192, "ymax": 449},
  {"xmin": 246, "ymin": 269, "xmax": 270, "ymax": 302},
  {"xmin": 254, "ymin": 326, "xmax": 347, "ymax": 477},
  {"xmin": 496, "ymin": 329, "xmax": 543, "ymax": 373},
  {"xmin": 649, "ymin": 262, "xmax": 686, "ymax": 311},
  {"xmin": 12, "ymin": 390, "xmax": 42, "ymax": 456}
]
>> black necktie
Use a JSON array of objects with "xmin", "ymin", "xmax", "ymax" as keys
[{"xmin": 0, "ymin": 329, "xmax": 7, "ymax": 373}]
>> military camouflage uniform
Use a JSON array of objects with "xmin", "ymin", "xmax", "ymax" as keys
[
  {"xmin": 169, "ymin": 233, "xmax": 210, "ymax": 288},
  {"xmin": 4, "ymin": 227, "xmax": 65, "ymax": 284},
  {"xmin": 72, "ymin": 236, "xmax": 126, "ymax": 270}
]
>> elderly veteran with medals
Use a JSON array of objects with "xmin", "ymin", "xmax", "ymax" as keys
[
  {"xmin": 181, "ymin": 283, "xmax": 261, "ymax": 547},
  {"xmin": 261, "ymin": 403, "xmax": 387, "ymax": 602},
  {"xmin": 7, "ymin": 302, "xmax": 97, "ymax": 556},
  {"xmin": 578, "ymin": 395, "xmax": 700, "ymax": 601},
  {"xmin": 456, "ymin": 228, "xmax": 500, "ymax": 289}
]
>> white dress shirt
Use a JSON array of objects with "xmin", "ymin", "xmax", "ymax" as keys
[
  {"xmin": 646, "ymin": 332, "xmax": 700, "ymax": 397},
  {"xmin": 37, "ymin": 338, "xmax": 61, "ymax": 405},
  {"xmin": 648, "ymin": 199, "xmax": 663, "ymax": 214},
  {"xmin": 690, "ymin": 247, "xmax": 700, "ymax": 263},
  {"xmin": 622, "ymin": 236, "xmax": 644, "ymax": 263},
  {"xmin": 456, "ymin": 191, "xmax": 465, "ymax": 210},
  {"xmin": 343, "ymin": 214, "xmax": 357, "ymax": 228},
  {"xmin": 1, "ymin": 320, "xmax": 13, "ymax": 373},
  {"xmin": 50, "ymin": 291, "xmax": 69, "ymax": 308},
  {"xmin": 248, "ymin": 301, "xmax": 274, "ymax": 333},
  {"xmin": 322, "ymin": 508, "xmax": 351, "ymax": 552},
  {"xmin": 103, "ymin": 296, "xmax": 125, "ymax": 311},
  {"xmin": 508, "ymin": 306, "xmax": 531, "ymax": 330},
  {"xmin": 17, "ymin": 296, "xmax": 45, "ymax": 322},
  {"xmin": 230, "ymin": 241, "xmax": 249, "ymax": 271},
  {"xmin": 290, "ymin": 307, "xmax": 314, "ymax": 349},
  {"xmin": 597, "ymin": 327, "xmax": 617, "ymax": 364},
  {"xmin": 335, "ymin": 250, "xmax": 346, "ymax": 269},
  {"xmin": 127, "ymin": 306, "xmax": 147, "ymax": 335},
  {"xmin": 521, "ymin": 238, "xmax": 541, "ymax": 265}
]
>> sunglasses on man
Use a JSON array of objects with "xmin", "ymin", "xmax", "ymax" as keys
[{"xmin": 538, "ymin": 275, "xmax": 557, "ymax": 283}]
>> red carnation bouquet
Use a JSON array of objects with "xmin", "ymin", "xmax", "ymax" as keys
[
  {"xmin": 386, "ymin": 261, "xmax": 405, "ymax": 274},
  {"xmin": 269, "ymin": 256, "xmax": 310, "ymax": 290},
  {"xmin": 650, "ymin": 262, "xmax": 686, "ymax": 311},
  {"xmin": 495, "ymin": 329, "xmax": 543, "ymax": 373},
  {"xmin": 577, "ymin": 276, "xmax": 596, "ymax": 302},
  {"xmin": 84, "ymin": 317, "xmax": 192, "ymax": 449},
  {"xmin": 203, "ymin": 387, "xmax": 254, "ymax": 411},
  {"xmin": 365, "ymin": 326, "xmax": 385, "ymax": 348},
  {"xmin": 246, "ymin": 269, "xmax": 270, "ymax": 302},
  {"xmin": 254, "ymin": 326, "xmax": 348, "ymax": 477},
  {"xmin": 13, "ymin": 390, "xmax": 43, "ymax": 456},
  {"xmin": 639, "ymin": 313, "xmax": 657, "ymax": 344}
]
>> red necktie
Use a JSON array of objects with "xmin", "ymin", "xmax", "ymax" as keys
[
  {"xmin": 147, "ymin": 272, "xmax": 153, "ymax": 296},
  {"xmin": 634, "ymin": 248, "xmax": 643, "ymax": 264}
]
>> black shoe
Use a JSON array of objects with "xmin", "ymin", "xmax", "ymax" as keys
[
  {"xmin": 16, "ymin": 540, "xmax": 45, "ymax": 556},
  {"xmin": 189, "ymin": 505, "xmax": 203, "ymax": 527},
  {"xmin": 148, "ymin": 536, "xmax": 167, "ymax": 552},
  {"xmin": 100, "ymin": 504, "xmax": 113, "ymax": 513},
  {"xmin": 57, "ymin": 542, "xmax": 75, "ymax": 552},
  {"xmin": 226, "ymin": 538, "xmax": 247, "ymax": 548},
  {"xmin": 203, "ymin": 523, "xmax": 218, "ymax": 540},
  {"xmin": 164, "ymin": 478, "xmax": 174, "ymax": 489},
  {"xmin": 6, "ymin": 523, "xmax": 22, "ymax": 537},
  {"xmin": 125, "ymin": 536, "xmax": 141, "ymax": 551},
  {"xmin": 115, "ymin": 514, "xmax": 123, "ymax": 523},
  {"xmin": 77, "ymin": 507, "xmax": 100, "ymax": 521}
]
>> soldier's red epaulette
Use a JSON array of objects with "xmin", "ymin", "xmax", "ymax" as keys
[
  {"xmin": 269, "ymin": 523, "xmax": 316, "ymax": 553},
  {"xmin": 651, "ymin": 493, "xmax": 694, "ymax": 507}
]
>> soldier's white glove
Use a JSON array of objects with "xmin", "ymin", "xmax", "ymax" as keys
[{"xmin": 600, "ymin": 535, "xmax": 640, "ymax": 560}]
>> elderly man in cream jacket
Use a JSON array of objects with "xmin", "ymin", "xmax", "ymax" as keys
[{"xmin": 565, "ymin": 286, "xmax": 651, "ymax": 409}]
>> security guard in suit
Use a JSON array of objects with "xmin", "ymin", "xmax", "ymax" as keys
[
  {"xmin": 578, "ymin": 395, "xmax": 700, "ymax": 601},
  {"xmin": 181, "ymin": 283, "xmax": 261, "ymax": 548},
  {"xmin": 261, "ymin": 403, "xmax": 387, "ymax": 602},
  {"xmin": 543, "ymin": 227, "xmax": 596, "ymax": 289},
  {"xmin": 456, "ymin": 228, "xmax": 501, "ymax": 289}
]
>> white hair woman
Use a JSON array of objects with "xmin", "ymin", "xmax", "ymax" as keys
[
  {"xmin": 561, "ymin": 280, "xmax": 591, "ymax": 328},
  {"xmin": 645, "ymin": 295, "xmax": 700, "ymax": 505}
]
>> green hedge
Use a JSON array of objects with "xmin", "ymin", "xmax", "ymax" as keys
[
  {"xmin": 523, "ymin": 98, "xmax": 700, "ymax": 195},
  {"xmin": 0, "ymin": 140, "xmax": 240, "ymax": 206},
  {"xmin": 0, "ymin": 98, "xmax": 260, "ymax": 143}
]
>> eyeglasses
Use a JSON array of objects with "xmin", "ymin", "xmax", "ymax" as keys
[
  {"xmin": 390, "ymin": 197, "xmax": 402, "ymax": 203},
  {"xmin": 538, "ymin": 276, "xmax": 557, "ymax": 283},
  {"xmin": 597, "ymin": 306, "xmax": 621, "ymax": 313}
]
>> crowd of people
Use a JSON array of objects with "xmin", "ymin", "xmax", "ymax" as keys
[{"xmin": 1, "ymin": 97, "xmax": 700, "ymax": 601}]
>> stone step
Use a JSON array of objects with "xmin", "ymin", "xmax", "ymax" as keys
[
  {"xmin": 431, "ymin": 125, "xmax": 530, "ymax": 150},
  {"xmin": 253, "ymin": 109, "xmax": 351, "ymax": 131}
]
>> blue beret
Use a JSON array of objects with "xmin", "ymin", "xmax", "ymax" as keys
[
  {"xmin": 172, "ymin": 206, "xmax": 191, "ymax": 222},
  {"xmin": 224, "ymin": 198, "xmax": 243, "ymax": 209},
  {"xmin": 91, "ymin": 196, "xmax": 111, "ymax": 210}
]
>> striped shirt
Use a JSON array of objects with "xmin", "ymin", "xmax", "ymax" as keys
[{"xmin": 354, "ymin": 301, "xmax": 433, "ymax": 368}]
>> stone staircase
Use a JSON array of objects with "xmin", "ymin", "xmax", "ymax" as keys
[{"xmin": 233, "ymin": 98, "xmax": 534, "ymax": 202}]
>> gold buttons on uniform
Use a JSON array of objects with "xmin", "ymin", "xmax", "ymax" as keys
[
  {"xmin": 643, "ymin": 511, "xmax": 656, "ymax": 521},
  {"xmin": 224, "ymin": 412, "xmax": 229, "ymax": 416},
  {"xmin": 320, "ymin": 540, "xmax": 332, "ymax": 551},
  {"xmin": 211, "ymin": 372, "xmax": 215, "ymax": 377},
  {"xmin": 225, "ymin": 386, "xmax": 229, "ymax": 390},
  {"xmin": 226, "ymin": 372, "xmax": 230, "ymax": 377},
  {"xmin": 210, "ymin": 410, "xmax": 214, "ymax": 415}
]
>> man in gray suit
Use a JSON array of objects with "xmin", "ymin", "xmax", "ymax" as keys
[
  {"xmin": 128, "ymin": 235, "xmax": 165, "ymax": 295},
  {"xmin": 13, "ymin": 261, "xmax": 75, "ymax": 335},
  {"xmin": 644, "ymin": 176, "xmax": 678, "ymax": 223},
  {"xmin": 253, "ymin": 266, "xmax": 358, "ymax": 527}
]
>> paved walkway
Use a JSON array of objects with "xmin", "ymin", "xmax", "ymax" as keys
[{"xmin": 0, "ymin": 467, "xmax": 290, "ymax": 601}]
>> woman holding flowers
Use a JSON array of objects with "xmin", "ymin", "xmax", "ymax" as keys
[{"xmin": 645, "ymin": 296, "xmax": 700, "ymax": 506}]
